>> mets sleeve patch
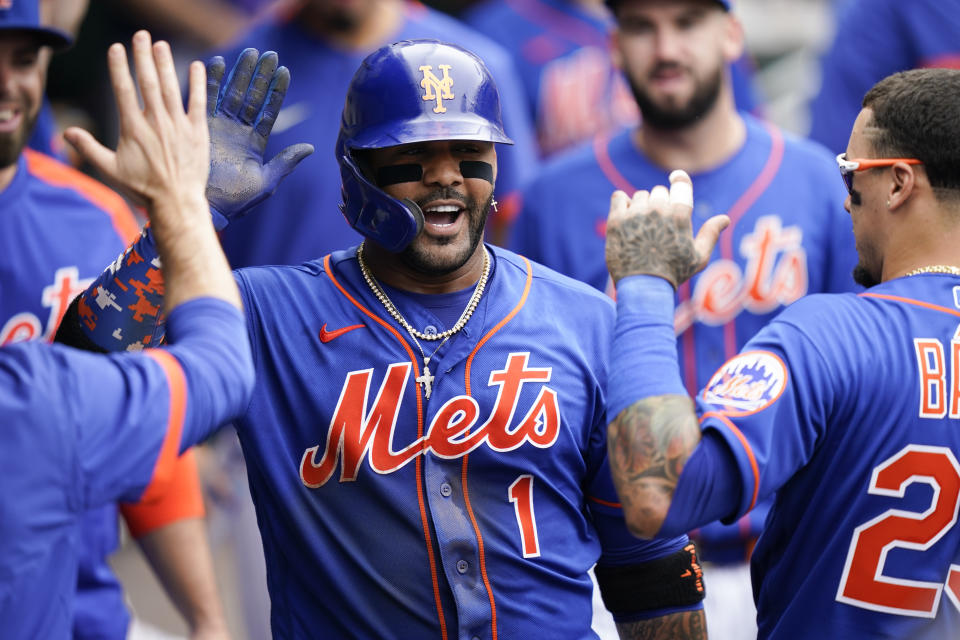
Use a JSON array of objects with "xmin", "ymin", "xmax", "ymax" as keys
[{"xmin": 703, "ymin": 350, "xmax": 788, "ymax": 416}]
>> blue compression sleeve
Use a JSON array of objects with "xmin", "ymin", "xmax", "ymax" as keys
[
  {"xmin": 162, "ymin": 298, "xmax": 254, "ymax": 450},
  {"xmin": 659, "ymin": 431, "xmax": 742, "ymax": 538},
  {"xmin": 607, "ymin": 275, "xmax": 687, "ymax": 420}
]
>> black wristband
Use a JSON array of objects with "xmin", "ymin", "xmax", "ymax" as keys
[{"xmin": 595, "ymin": 543, "xmax": 706, "ymax": 616}]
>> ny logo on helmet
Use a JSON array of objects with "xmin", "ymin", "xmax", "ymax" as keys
[{"xmin": 420, "ymin": 64, "xmax": 454, "ymax": 113}]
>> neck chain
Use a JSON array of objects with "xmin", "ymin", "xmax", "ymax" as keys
[
  {"xmin": 903, "ymin": 265, "xmax": 960, "ymax": 277},
  {"xmin": 356, "ymin": 242, "xmax": 491, "ymax": 399}
]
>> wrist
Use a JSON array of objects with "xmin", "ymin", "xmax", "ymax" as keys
[
  {"xmin": 607, "ymin": 275, "xmax": 686, "ymax": 420},
  {"xmin": 616, "ymin": 275, "xmax": 677, "ymax": 319}
]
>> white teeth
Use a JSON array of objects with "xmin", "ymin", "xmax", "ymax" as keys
[
  {"xmin": 424, "ymin": 204, "xmax": 460, "ymax": 213},
  {"xmin": 0, "ymin": 109, "xmax": 14, "ymax": 122}
]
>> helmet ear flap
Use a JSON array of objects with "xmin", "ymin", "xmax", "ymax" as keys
[{"xmin": 338, "ymin": 154, "xmax": 424, "ymax": 252}]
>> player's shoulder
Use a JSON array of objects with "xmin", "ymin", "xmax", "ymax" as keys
[
  {"xmin": 233, "ymin": 256, "xmax": 330, "ymax": 301},
  {"xmin": 527, "ymin": 133, "xmax": 615, "ymax": 189},
  {"xmin": 742, "ymin": 114, "xmax": 837, "ymax": 169},
  {"xmin": 23, "ymin": 149, "xmax": 128, "ymax": 209},
  {"xmin": 21, "ymin": 149, "xmax": 139, "ymax": 239},
  {"xmin": 763, "ymin": 290, "xmax": 888, "ymax": 355},
  {"xmin": 491, "ymin": 245, "xmax": 615, "ymax": 312}
]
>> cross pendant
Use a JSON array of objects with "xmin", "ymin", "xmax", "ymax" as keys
[{"xmin": 416, "ymin": 358, "xmax": 435, "ymax": 399}]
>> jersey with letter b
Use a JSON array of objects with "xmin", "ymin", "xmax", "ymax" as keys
[{"xmin": 697, "ymin": 274, "xmax": 960, "ymax": 639}]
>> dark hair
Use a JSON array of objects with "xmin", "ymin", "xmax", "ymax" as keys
[{"xmin": 862, "ymin": 68, "xmax": 960, "ymax": 196}]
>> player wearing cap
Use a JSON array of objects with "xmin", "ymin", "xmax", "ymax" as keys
[
  {"xmin": 604, "ymin": 67, "xmax": 960, "ymax": 639},
  {"xmin": 0, "ymin": 30, "xmax": 254, "ymax": 639},
  {"xmin": 509, "ymin": 2, "xmax": 858, "ymax": 636},
  {"xmin": 58, "ymin": 38, "xmax": 708, "ymax": 638},
  {"xmin": 0, "ymin": 2, "xmax": 232, "ymax": 637}
]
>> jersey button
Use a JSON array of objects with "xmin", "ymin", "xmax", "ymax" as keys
[
  {"xmin": 440, "ymin": 482, "xmax": 452, "ymax": 497},
  {"xmin": 424, "ymin": 325, "xmax": 438, "ymax": 336},
  {"xmin": 456, "ymin": 560, "xmax": 469, "ymax": 574}
]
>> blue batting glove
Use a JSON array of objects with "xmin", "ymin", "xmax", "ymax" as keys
[{"xmin": 205, "ymin": 49, "xmax": 314, "ymax": 230}]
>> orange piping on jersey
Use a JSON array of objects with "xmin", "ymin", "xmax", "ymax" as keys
[
  {"xmin": 323, "ymin": 255, "xmax": 449, "ymax": 639},
  {"xmin": 459, "ymin": 255, "xmax": 534, "ymax": 640},
  {"xmin": 718, "ymin": 123, "xmax": 784, "ymax": 371},
  {"xmin": 860, "ymin": 292, "xmax": 960, "ymax": 318},
  {"xmin": 700, "ymin": 411, "xmax": 760, "ymax": 513},
  {"xmin": 24, "ymin": 149, "xmax": 140, "ymax": 243},
  {"xmin": 593, "ymin": 133, "xmax": 634, "ymax": 194},
  {"xmin": 588, "ymin": 495, "xmax": 622, "ymax": 509},
  {"xmin": 142, "ymin": 350, "xmax": 187, "ymax": 502},
  {"xmin": 120, "ymin": 448, "xmax": 205, "ymax": 537}
]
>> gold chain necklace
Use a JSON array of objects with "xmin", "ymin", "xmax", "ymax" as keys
[
  {"xmin": 356, "ymin": 242, "xmax": 491, "ymax": 399},
  {"xmin": 903, "ymin": 265, "xmax": 960, "ymax": 277}
]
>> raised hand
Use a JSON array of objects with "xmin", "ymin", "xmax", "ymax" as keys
[
  {"xmin": 64, "ymin": 31, "xmax": 209, "ymax": 217},
  {"xmin": 604, "ymin": 170, "xmax": 729, "ymax": 289},
  {"xmin": 205, "ymin": 48, "xmax": 314, "ymax": 229}
]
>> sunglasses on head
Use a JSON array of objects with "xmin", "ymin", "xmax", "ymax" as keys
[{"xmin": 835, "ymin": 153, "xmax": 922, "ymax": 195}]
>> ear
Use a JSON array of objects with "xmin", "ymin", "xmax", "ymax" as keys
[
  {"xmin": 887, "ymin": 162, "xmax": 918, "ymax": 211},
  {"xmin": 610, "ymin": 28, "xmax": 624, "ymax": 71},
  {"xmin": 721, "ymin": 14, "xmax": 745, "ymax": 63}
]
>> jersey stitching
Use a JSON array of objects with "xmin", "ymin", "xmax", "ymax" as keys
[
  {"xmin": 323, "ymin": 255, "xmax": 449, "ymax": 639},
  {"xmin": 859, "ymin": 291, "xmax": 960, "ymax": 318},
  {"xmin": 461, "ymin": 255, "xmax": 533, "ymax": 640}
]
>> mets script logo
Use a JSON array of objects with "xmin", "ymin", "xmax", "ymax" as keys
[
  {"xmin": 704, "ymin": 351, "xmax": 787, "ymax": 414},
  {"xmin": 420, "ymin": 64, "xmax": 454, "ymax": 113},
  {"xmin": 299, "ymin": 353, "xmax": 560, "ymax": 487}
]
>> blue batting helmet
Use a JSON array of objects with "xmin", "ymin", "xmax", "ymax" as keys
[{"xmin": 336, "ymin": 39, "xmax": 513, "ymax": 252}]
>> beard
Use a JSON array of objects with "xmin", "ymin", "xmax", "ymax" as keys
[
  {"xmin": 852, "ymin": 263, "xmax": 880, "ymax": 288},
  {"xmin": 0, "ymin": 110, "xmax": 37, "ymax": 169},
  {"xmin": 629, "ymin": 63, "xmax": 723, "ymax": 131},
  {"xmin": 400, "ymin": 187, "xmax": 491, "ymax": 276}
]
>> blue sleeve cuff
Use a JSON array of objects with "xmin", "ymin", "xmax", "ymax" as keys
[{"xmin": 607, "ymin": 275, "xmax": 687, "ymax": 420}]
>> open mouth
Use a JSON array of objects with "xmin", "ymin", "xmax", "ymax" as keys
[
  {"xmin": 422, "ymin": 203, "xmax": 464, "ymax": 229},
  {"xmin": 0, "ymin": 107, "xmax": 22, "ymax": 133}
]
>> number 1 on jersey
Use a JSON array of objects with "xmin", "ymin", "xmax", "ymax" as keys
[{"xmin": 509, "ymin": 475, "xmax": 541, "ymax": 558}]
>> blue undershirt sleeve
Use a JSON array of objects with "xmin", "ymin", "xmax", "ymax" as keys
[
  {"xmin": 162, "ymin": 298, "xmax": 254, "ymax": 451},
  {"xmin": 659, "ymin": 431, "xmax": 743, "ymax": 538}
]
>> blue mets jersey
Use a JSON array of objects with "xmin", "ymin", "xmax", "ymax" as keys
[
  {"xmin": 463, "ymin": 0, "xmax": 761, "ymax": 158},
  {"xmin": 0, "ymin": 299, "xmax": 252, "ymax": 640},
  {"xmin": 808, "ymin": 0, "xmax": 960, "ymax": 154},
  {"xmin": 0, "ymin": 150, "xmax": 203, "ymax": 639},
  {"xmin": 213, "ymin": 1, "xmax": 538, "ymax": 268},
  {"xmin": 230, "ymin": 245, "xmax": 694, "ymax": 638},
  {"xmin": 690, "ymin": 274, "xmax": 960, "ymax": 638},
  {"xmin": 513, "ymin": 114, "xmax": 858, "ymax": 560}
]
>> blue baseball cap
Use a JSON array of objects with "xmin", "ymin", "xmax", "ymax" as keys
[
  {"xmin": 0, "ymin": 0, "xmax": 72, "ymax": 50},
  {"xmin": 606, "ymin": 0, "xmax": 732, "ymax": 14}
]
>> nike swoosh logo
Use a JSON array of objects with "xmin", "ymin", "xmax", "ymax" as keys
[
  {"xmin": 273, "ymin": 102, "xmax": 312, "ymax": 134},
  {"xmin": 319, "ymin": 323, "xmax": 365, "ymax": 343}
]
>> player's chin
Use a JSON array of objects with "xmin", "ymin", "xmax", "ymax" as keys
[{"xmin": 406, "ymin": 228, "xmax": 482, "ymax": 275}]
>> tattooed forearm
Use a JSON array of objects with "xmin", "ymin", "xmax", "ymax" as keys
[
  {"xmin": 608, "ymin": 394, "xmax": 701, "ymax": 538},
  {"xmin": 605, "ymin": 209, "xmax": 700, "ymax": 287},
  {"xmin": 616, "ymin": 608, "xmax": 707, "ymax": 640}
]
